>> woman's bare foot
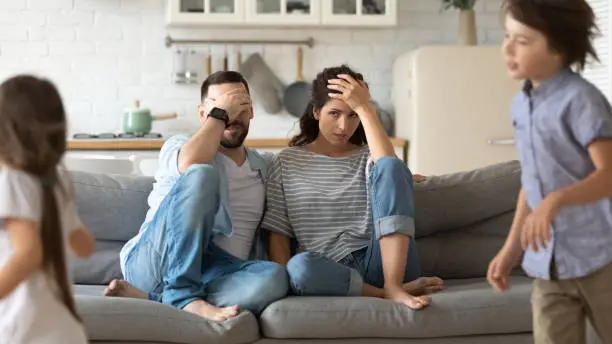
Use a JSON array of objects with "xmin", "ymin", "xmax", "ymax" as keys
[
  {"xmin": 103, "ymin": 279, "xmax": 148, "ymax": 299},
  {"xmin": 402, "ymin": 277, "xmax": 444, "ymax": 296},
  {"xmin": 385, "ymin": 285, "xmax": 431, "ymax": 310},
  {"xmin": 183, "ymin": 299, "xmax": 240, "ymax": 322}
]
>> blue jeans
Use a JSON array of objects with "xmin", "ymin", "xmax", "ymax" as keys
[
  {"xmin": 286, "ymin": 157, "xmax": 422, "ymax": 296},
  {"xmin": 123, "ymin": 164, "xmax": 289, "ymax": 315}
]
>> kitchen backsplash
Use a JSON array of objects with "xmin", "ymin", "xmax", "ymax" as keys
[{"xmin": 0, "ymin": 0, "xmax": 504, "ymax": 138}]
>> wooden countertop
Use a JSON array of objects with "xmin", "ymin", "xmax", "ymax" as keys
[{"xmin": 67, "ymin": 138, "xmax": 409, "ymax": 151}]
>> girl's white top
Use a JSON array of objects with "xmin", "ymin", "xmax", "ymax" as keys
[{"xmin": 0, "ymin": 167, "xmax": 87, "ymax": 344}]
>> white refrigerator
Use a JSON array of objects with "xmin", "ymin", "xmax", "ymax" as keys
[{"xmin": 392, "ymin": 46, "xmax": 522, "ymax": 175}]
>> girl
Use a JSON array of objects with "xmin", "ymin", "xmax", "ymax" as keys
[{"xmin": 0, "ymin": 75, "xmax": 96, "ymax": 343}]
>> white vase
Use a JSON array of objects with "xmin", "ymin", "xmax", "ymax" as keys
[{"xmin": 458, "ymin": 9, "xmax": 478, "ymax": 45}]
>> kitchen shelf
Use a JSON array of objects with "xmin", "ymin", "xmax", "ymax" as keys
[
  {"xmin": 66, "ymin": 137, "xmax": 410, "ymax": 170},
  {"xmin": 68, "ymin": 140, "xmax": 166, "ymax": 151},
  {"xmin": 67, "ymin": 137, "xmax": 408, "ymax": 151},
  {"xmin": 165, "ymin": 35, "xmax": 315, "ymax": 48}
]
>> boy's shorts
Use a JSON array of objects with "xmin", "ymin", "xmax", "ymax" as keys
[{"xmin": 532, "ymin": 261, "xmax": 612, "ymax": 344}]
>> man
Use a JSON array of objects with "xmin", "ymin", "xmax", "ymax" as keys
[{"xmin": 104, "ymin": 71, "xmax": 289, "ymax": 321}]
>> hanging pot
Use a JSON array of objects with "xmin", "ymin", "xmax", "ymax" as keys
[{"xmin": 283, "ymin": 46, "xmax": 310, "ymax": 118}]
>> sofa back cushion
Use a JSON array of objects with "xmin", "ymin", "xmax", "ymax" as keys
[
  {"xmin": 416, "ymin": 211, "xmax": 523, "ymax": 279},
  {"xmin": 414, "ymin": 160, "xmax": 521, "ymax": 238},
  {"xmin": 413, "ymin": 160, "xmax": 522, "ymax": 279},
  {"xmin": 70, "ymin": 171, "xmax": 153, "ymax": 242},
  {"xmin": 69, "ymin": 171, "xmax": 153, "ymax": 284}
]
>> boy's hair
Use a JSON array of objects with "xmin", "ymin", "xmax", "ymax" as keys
[
  {"xmin": 0, "ymin": 75, "xmax": 80, "ymax": 322},
  {"xmin": 502, "ymin": 0, "xmax": 599, "ymax": 71}
]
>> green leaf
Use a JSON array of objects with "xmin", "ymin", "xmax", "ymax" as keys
[{"xmin": 440, "ymin": 0, "xmax": 478, "ymax": 11}]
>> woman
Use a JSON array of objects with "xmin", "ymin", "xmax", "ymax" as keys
[{"xmin": 263, "ymin": 65, "xmax": 443, "ymax": 309}]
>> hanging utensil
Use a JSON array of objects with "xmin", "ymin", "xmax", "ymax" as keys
[
  {"xmin": 206, "ymin": 46, "xmax": 212, "ymax": 76},
  {"xmin": 240, "ymin": 53, "xmax": 284, "ymax": 114},
  {"xmin": 172, "ymin": 48, "xmax": 187, "ymax": 84},
  {"xmin": 184, "ymin": 47, "xmax": 198, "ymax": 84},
  {"xmin": 236, "ymin": 46, "xmax": 242, "ymax": 70},
  {"xmin": 283, "ymin": 46, "xmax": 310, "ymax": 118},
  {"xmin": 223, "ymin": 45, "xmax": 228, "ymax": 71}
]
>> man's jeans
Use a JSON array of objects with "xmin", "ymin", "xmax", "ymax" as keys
[
  {"xmin": 286, "ymin": 157, "xmax": 422, "ymax": 296},
  {"xmin": 123, "ymin": 164, "xmax": 289, "ymax": 315}
]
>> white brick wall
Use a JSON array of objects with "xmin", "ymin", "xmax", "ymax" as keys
[{"xmin": 0, "ymin": 0, "xmax": 504, "ymax": 138}]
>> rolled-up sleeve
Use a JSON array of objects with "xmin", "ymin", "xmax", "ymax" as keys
[
  {"xmin": 568, "ymin": 89, "xmax": 612, "ymax": 148},
  {"xmin": 159, "ymin": 135, "xmax": 190, "ymax": 177},
  {"xmin": 262, "ymin": 156, "xmax": 294, "ymax": 238}
]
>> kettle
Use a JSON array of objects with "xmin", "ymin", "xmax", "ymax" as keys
[{"xmin": 122, "ymin": 100, "xmax": 177, "ymax": 134}]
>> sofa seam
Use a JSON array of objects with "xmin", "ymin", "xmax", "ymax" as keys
[
  {"xmin": 416, "ymin": 171, "xmax": 521, "ymax": 193},
  {"xmin": 72, "ymin": 181, "xmax": 150, "ymax": 193}
]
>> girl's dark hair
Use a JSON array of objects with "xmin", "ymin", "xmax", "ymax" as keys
[
  {"xmin": 0, "ymin": 75, "xmax": 80, "ymax": 321},
  {"xmin": 502, "ymin": 0, "xmax": 599, "ymax": 71},
  {"xmin": 289, "ymin": 65, "xmax": 367, "ymax": 147}
]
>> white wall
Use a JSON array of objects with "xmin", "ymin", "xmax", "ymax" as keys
[{"xmin": 0, "ymin": 0, "xmax": 504, "ymax": 138}]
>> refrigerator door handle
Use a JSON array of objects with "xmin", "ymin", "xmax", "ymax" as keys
[{"xmin": 488, "ymin": 138, "xmax": 516, "ymax": 146}]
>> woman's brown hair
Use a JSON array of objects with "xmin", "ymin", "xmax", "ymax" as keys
[
  {"xmin": 289, "ymin": 65, "xmax": 367, "ymax": 147},
  {"xmin": 0, "ymin": 75, "xmax": 80, "ymax": 321},
  {"xmin": 502, "ymin": 0, "xmax": 599, "ymax": 71}
]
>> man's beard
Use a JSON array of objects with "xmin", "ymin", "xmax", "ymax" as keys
[{"xmin": 220, "ymin": 123, "xmax": 249, "ymax": 149}]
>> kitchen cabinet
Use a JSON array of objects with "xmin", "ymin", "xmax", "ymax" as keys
[
  {"xmin": 64, "ymin": 151, "xmax": 160, "ymax": 176},
  {"xmin": 245, "ymin": 0, "xmax": 321, "ymax": 26},
  {"xmin": 322, "ymin": 0, "xmax": 396, "ymax": 27},
  {"xmin": 167, "ymin": 0, "xmax": 396, "ymax": 27},
  {"xmin": 167, "ymin": 0, "xmax": 245, "ymax": 25}
]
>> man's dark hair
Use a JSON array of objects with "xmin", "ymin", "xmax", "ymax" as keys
[
  {"xmin": 200, "ymin": 71, "xmax": 250, "ymax": 101},
  {"xmin": 502, "ymin": 0, "xmax": 599, "ymax": 71}
]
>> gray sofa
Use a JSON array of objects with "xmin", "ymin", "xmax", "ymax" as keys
[{"xmin": 69, "ymin": 160, "xmax": 535, "ymax": 344}]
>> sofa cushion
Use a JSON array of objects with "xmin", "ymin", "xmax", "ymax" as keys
[
  {"xmin": 414, "ymin": 160, "xmax": 521, "ymax": 238},
  {"xmin": 256, "ymin": 335, "xmax": 534, "ymax": 344},
  {"xmin": 417, "ymin": 211, "xmax": 522, "ymax": 279},
  {"xmin": 74, "ymin": 285, "xmax": 260, "ymax": 344},
  {"xmin": 260, "ymin": 277, "xmax": 532, "ymax": 339},
  {"xmin": 70, "ymin": 171, "xmax": 153, "ymax": 242},
  {"xmin": 72, "ymin": 240, "xmax": 123, "ymax": 284}
]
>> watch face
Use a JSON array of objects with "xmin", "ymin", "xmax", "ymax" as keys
[{"xmin": 210, "ymin": 107, "xmax": 229, "ymax": 123}]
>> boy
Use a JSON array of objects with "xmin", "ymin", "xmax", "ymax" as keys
[{"xmin": 487, "ymin": 0, "xmax": 612, "ymax": 343}]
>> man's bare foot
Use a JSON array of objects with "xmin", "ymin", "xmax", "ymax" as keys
[
  {"xmin": 183, "ymin": 299, "xmax": 240, "ymax": 322},
  {"xmin": 103, "ymin": 279, "xmax": 148, "ymax": 299},
  {"xmin": 402, "ymin": 277, "xmax": 444, "ymax": 296},
  {"xmin": 385, "ymin": 285, "xmax": 431, "ymax": 310}
]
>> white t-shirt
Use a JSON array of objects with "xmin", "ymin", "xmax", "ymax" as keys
[
  {"xmin": 214, "ymin": 155, "xmax": 265, "ymax": 260},
  {"xmin": 0, "ymin": 167, "xmax": 88, "ymax": 344},
  {"xmin": 121, "ymin": 134, "xmax": 267, "ymax": 266}
]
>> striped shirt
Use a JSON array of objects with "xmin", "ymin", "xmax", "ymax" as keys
[{"xmin": 262, "ymin": 146, "xmax": 372, "ymax": 262}]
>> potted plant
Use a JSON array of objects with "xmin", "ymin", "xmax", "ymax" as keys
[{"xmin": 441, "ymin": 0, "xmax": 479, "ymax": 45}]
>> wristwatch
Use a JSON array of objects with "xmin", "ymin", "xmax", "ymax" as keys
[{"xmin": 207, "ymin": 107, "xmax": 229, "ymax": 126}]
